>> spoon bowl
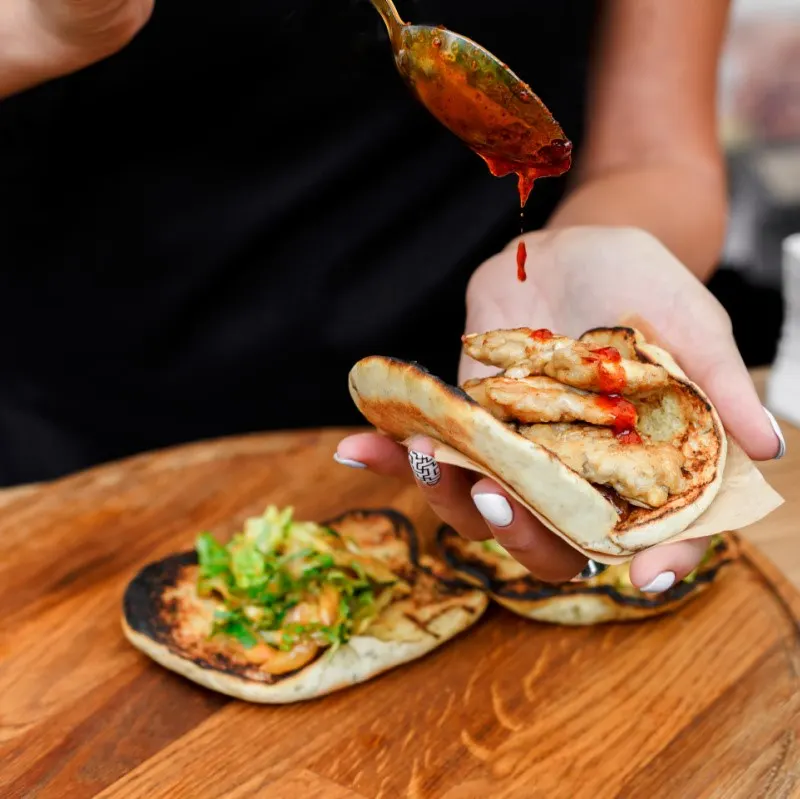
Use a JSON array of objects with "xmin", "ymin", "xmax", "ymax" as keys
[{"xmin": 370, "ymin": 0, "xmax": 572, "ymax": 205}]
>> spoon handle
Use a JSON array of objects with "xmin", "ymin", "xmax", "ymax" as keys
[{"xmin": 369, "ymin": 0, "xmax": 405, "ymax": 48}]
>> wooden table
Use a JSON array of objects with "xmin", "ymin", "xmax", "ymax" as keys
[{"xmin": 1, "ymin": 388, "xmax": 799, "ymax": 798}]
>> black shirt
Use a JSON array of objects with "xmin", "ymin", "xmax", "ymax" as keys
[{"xmin": 0, "ymin": 1, "xmax": 597, "ymax": 486}]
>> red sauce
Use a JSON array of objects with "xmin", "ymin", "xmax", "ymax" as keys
[
  {"xmin": 595, "ymin": 395, "xmax": 637, "ymax": 435},
  {"xmin": 516, "ymin": 240, "xmax": 527, "ymax": 282},
  {"xmin": 405, "ymin": 43, "xmax": 571, "ymax": 207},
  {"xmin": 584, "ymin": 346, "xmax": 626, "ymax": 395},
  {"xmin": 589, "ymin": 347, "xmax": 620, "ymax": 363},
  {"xmin": 529, "ymin": 328, "xmax": 553, "ymax": 342},
  {"xmin": 479, "ymin": 141, "xmax": 572, "ymax": 207},
  {"xmin": 594, "ymin": 395, "xmax": 641, "ymax": 444},
  {"xmin": 616, "ymin": 430, "xmax": 643, "ymax": 445},
  {"xmin": 403, "ymin": 38, "xmax": 571, "ymax": 284}
]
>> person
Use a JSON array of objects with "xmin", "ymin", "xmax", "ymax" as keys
[{"xmin": 0, "ymin": 1, "xmax": 784, "ymax": 590}]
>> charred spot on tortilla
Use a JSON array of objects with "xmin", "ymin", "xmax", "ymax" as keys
[
  {"xmin": 405, "ymin": 358, "xmax": 482, "ymax": 406},
  {"xmin": 124, "ymin": 551, "xmax": 326, "ymax": 681},
  {"xmin": 124, "ymin": 551, "xmax": 195, "ymax": 645},
  {"xmin": 348, "ymin": 326, "xmax": 727, "ymax": 558},
  {"xmin": 122, "ymin": 507, "xmax": 488, "ymax": 703}
]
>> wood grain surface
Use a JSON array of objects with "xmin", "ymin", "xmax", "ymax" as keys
[{"xmin": 0, "ymin": 415, "xmax": 799, "ymax": 799}]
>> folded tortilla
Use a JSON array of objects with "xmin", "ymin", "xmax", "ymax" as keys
[{"xmin": 348, "ymin": 326, "xmax": 727, "ymax": 558}]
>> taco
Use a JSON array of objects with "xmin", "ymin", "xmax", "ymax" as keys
[
  {"xmin": 122, "ymin": 506, "xmax": 488, "ymax": 703},
  {"xmin": 438, "ymin": 526, "xmax": 738, "ymax": 625},
  {"xmin": 348, "ymin": 326, "xmax": 727, "ymax": 560}
]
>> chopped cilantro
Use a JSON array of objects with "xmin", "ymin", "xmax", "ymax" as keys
[{"xmin": 195, "ymin": 505, "xmax": 405, "ymax": 655}]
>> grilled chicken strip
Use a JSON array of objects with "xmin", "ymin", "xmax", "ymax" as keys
[
  {"xmin": 462, "ymin": 328, "xmax": 670, "ymax": 396},
  {"xmin": 463, "ymin": 375, "xmax": 638, "ymax": 429},
  {"xmin": 518, "ymin": 423, "xmax": 685, "ymax": 508}
]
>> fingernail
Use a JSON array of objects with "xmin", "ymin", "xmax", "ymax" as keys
[
  {"xmin": 333, "ymin": 452, "xmax": 367, "ymax": 469},
  {"xmin": 571, "ymin": 560, "xmax": 610, "ymax": 582},
  {"xmin": 640, "ymin": 571, "xmax": 676, "ymax": 594},
  {"xmin": 763, "ymin": 406, "xmax": 786, "ymax": 460},
  {"xmin": 408, "ymin": 450, "xmax": 441, "ymax": 486},
  {"xmin": 473, "ymin": 493, "xmax": 514, "ymax": 527}
]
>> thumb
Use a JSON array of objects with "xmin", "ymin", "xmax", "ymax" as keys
[{"xmin": 622, "ymin": 313, "xmax": 783, "ymax": 462}]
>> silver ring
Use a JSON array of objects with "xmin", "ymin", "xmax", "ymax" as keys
[{"xmin": 572, "ymin": 560, "xmax": 609, "ymax": 582}]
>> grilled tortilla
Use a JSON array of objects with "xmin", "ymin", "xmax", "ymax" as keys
[
  {"xmin": 348, "ymin": 326, "xmax": 727, "ymax": 559},
  {"xmin": 122, "ymin": 507, "xmax": 488, "ymax": 703},
  {"xmin": 438, "ymin": 526, "xmax": 738, "ymax": 625}
]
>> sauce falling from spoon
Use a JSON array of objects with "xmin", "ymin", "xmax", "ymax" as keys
[
  {"xmin": 516, "ymin": 240, "xmax": 527, "ymax": 282},
  {"xmin": 369, "ymin": 0, "xmax": 572, "ymax": 279}
]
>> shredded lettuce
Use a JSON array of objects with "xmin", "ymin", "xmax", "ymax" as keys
[
  {"xmin": 682, "ymin": 535, "xmax": 723, "ymax": 584},
  {"xmin": 481, "ymin": 539, "xmax": 510, "ymax": 557},
  {"xmin": 196, "ymin": 505, "xmax": 405, "ymax": 653}
]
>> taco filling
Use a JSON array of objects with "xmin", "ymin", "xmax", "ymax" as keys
[
  {"xmin": 461, "ymin": 327, "xmax": 703, "ymax": 511},
  {"xmin": 122, "ymin": 507, "xmax": 488, "ymax": 702},
  {"xmin": 438, "ymin": 527, "xmax": 737, "ymax": 625},
  {"xmin": 347, "ymin": 325, "xmax": 726, "ymax": 557},
  {"xmin": 193, "ymin": 506, "xmax": 411, "ymax": 672}
]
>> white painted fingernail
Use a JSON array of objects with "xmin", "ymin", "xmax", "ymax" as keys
[
  {"xmin": 408, "ymin": 450, "xmax": 441, "ymax": 486},
  {"xmin": 333, "ymin": 453, "xmax": 367, "ymax": 469},
  {"xmin": 763, "ymin": 407, "xmax": 786, "ymax": 460},
  {"xmin": 640, "ymin": 571, "xmax": 676, "ymax": 594},
  {"xmin": 473, "ymin": 493, "xmax": 514, "ymax": 528}
]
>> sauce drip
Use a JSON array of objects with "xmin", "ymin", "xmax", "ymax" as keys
[
  {"xmin": 404, "ymin": 38, "xmax": 571, "ymax": 281},
  {"xmin": 595, "ymin": 395, "xmax": 637, "ymax": 435},
  {"xmin": 616, "ymin": 429, "xmax": 643, "ymax": 446},
  {"xmin": 516, "ymin": 240, "xmax": 527, "ymax": 281},
  {"xmin": 584, "ymin": 346, "xmax": 627, "ymax": 395},
  {"xmin": 478, "ymin": 139, "xmax": 573, "ymax": 207},
  {"xmin": 595, "ymin": 395, "xmax": 641, "ymax": 444}
]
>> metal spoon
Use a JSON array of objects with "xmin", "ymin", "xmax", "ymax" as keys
[{"xmin": 369, "ymin": 0, "xmax": 572, "ymax": 206}]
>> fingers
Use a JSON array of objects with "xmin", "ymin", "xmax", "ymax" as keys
[
  {"xmin": 406, "ymin": 437, "xmax": 493, "ymax": 542},
  {"xmin": 628, "ymin": 537, "xmax": 710, "ymax": 593},
  {"xmin": 691, "ymin": 351, "xmax": 784, "ymax": 462},
  {"xmin": 335, "ymin": 433, "xmax": 588, "ymax": 582},
  {"xmin": 334, "ymin": 432, "xmax": 410, "ymax": 478},
  {"xmin": 469, "ymin": 478, "xmax": 587, "ymax": 583},
  {"xmin": 335, "ymin": 432, "xmax": 492, "ymax": 540}
]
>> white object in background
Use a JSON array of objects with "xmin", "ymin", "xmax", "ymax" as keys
[{"xmin": 766, "ymin": 234, "xmax": 800, "ymax": 428}]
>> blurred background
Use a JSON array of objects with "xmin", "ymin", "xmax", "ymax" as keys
[{"xmin": 714, "ymin": 0, "xmax": 800, "ymax": 366}]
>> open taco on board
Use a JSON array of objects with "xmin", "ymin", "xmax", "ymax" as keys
[
  {"xmin": 122, "ymin": 506, "xmax": 487, "ymax": 703},
  {"xmin": 437, "ymin": 526, "xmax": 738, "ymax": 625},
  {"xmin": 348, "ymin": 326, "xmax": 727, "ymax": 560}
]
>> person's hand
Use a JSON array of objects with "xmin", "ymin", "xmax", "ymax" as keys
[
  {"xmin": 4, "ymin": 0, "xmax": 153, "ymax": 90},
  {"xmin": 335, "ymin": 226, "xmax": 785, "ymax": 590}
]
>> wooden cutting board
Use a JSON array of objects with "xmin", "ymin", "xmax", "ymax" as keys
[{"xmin": 1, "ymin": 428, "xmax": 799, "ymax": 799}]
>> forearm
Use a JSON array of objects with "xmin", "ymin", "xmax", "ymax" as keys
[
  {"xmin": 0, "ymin": 11, "xmax": 86, "ymax": 99},
  {"xmin": 545, "ymin": 163, "xmax": 727, "ymax": 283},
  {"xmin": 0, "ymin": 19, "xmax": 58, "ymax": 98},
  {"xmin": 0, "ymin": 3, "xmax": 149, "ymax": 100}
]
